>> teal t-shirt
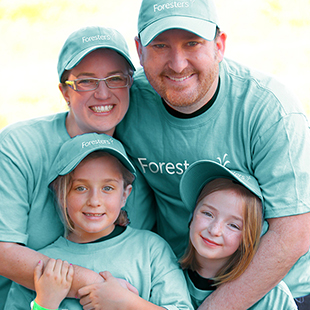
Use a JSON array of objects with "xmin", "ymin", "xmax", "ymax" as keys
[
  {"xmin": 116, "ymin": 59, "xmax": 310, "ymax": 298},
  {"xmin": 0, "ymin": 112, "xmax": 71, "ymax": 308},
  {"xmin": 5, "ymin": 227, "xmax": 193, "ymax": 310},
  {"xmin": 184, "ymin": 270, "xmax": 297, "ymax": 310}
]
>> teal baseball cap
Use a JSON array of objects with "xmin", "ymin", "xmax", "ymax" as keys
[
  {"xmin": 180, "ymin": 160, "xmax": 263, "ymax": 212},
  {"xmin": 49, "ymin": 133, "xmax": 136, "ymax": 185},
  {"xmin": 138, "ymin": 0, "xmax": 220, "ymax": 46},
  {"xmin": 57, "ymin": 26, "xmax": 135, "ymax": 81}
]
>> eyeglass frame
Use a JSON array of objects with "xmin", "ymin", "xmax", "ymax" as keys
[{"xmin": 64, "ymin": 74, "xmax": 132, "ymax": 92}]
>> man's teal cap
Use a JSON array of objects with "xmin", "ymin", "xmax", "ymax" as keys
[
  {"xmin": 57, "ymin": 26, "xmax": 135, "ymax": 81},
  {"xmin": 49, "ymin": 133, "xmax": 136, "ymax": 185},
  {"xmin": 180, "ymin": 160, "xmax": 263, "ymax": 212},
  {"xmin": 138, "ymin": 0, "xmax": 220, "ymax": 46}
]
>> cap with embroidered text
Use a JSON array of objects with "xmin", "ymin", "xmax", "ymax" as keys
[
  {"xmin": 179, "ymin": 160, "xmax": 263, "ymax": 212},
  {"xmin": 138, "ymin": 0, "xmax": 220, "ymax": 46},
  {"xmin": 57, "ymin": 26, "xmax": 135, "ymax": 81},
  {"xmin": 49, "ymin": 133, "xmax": 136, "ymax": 185}
]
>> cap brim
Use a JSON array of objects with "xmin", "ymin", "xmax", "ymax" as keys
[
  {"xmin": 140, "ymin": 16, "xmax": 217, "ymax": 46},
  {"xmin": 59, "ymin": 148, "xmax": 135, "ymax": 176},
  {"xmin": 48, "ymin": 134, "xmax": 136, "ymax": 185},
  {"xmin": 180, "ymin": 160, "xmax": 262, "ymax": 212}
]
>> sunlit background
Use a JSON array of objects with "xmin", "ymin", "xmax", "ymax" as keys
[{"xmin": 0, "ymin": 0, "xmax": 309, "ymax": 129}]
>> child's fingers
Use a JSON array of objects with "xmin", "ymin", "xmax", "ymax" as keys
[
  {"xmin": 57, "ymin": 260, "xmax": 70, "ymax": 275},
  {"xmin": 44, "ymin": 258, "xmax": 57, "ymax": 274},
  {"xmin": 77, "ymin": 283, "xmax": 95, "ymax": 300},
  {"xmin": 36, "ymin": 258, "xmax": 73, "ymax": 283},
  {"xmin": 67, "ymin": 263, "xmax": 74, "ymax": 282},
  {"xmin": 33, "ymin": 260, "xmax": 44, "ymax": 282},
  {"xmin": 54, "ymin": 259, "xmax": 74, "ymax": 283},
  {"xmin": 99, "ymin": 270, "xmax": 112, "ymax": 281},
  {"xmin": 125, "ymin": 281, "xmax": 139, "ymax": 295},
  {"xmin": 53, "ymin": 258, "xmax": 65, "ymax": 275},
  {"xmin": 43, "ymin": 259, "xmax": 65, "ymax": 279}
]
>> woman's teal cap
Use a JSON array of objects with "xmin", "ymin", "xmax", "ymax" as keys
[{"xmin": 57, "ymin": 26, "xmax": 135, "ymax": 81}]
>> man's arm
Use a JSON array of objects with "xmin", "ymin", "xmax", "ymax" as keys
[
  {"xmin": 198, "ymin": 212, "xmax": 310, "ymax": 310},
  {"xmin": 0, "ymin": 242, "xmax": 103, "ymax": 297}
]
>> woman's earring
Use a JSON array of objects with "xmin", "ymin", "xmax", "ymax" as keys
[{"xmin": 67, "ymin": 101, "xmax": 70, "ymax": 106}]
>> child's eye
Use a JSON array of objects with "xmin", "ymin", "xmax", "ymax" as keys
[
  {"xmin": 103, "ymin": 186, "xmax": 113, "ymax": 192},
  {"xmin": 75, "ymin": 186, "xmax": 87, "ymax": 192},
  {"xmin": 229, "ymin": 223, "xmax": 241, "ymax": 230},
  {"xmin": 202, "ymin": 211, "xmax": 213, "ymax": 217}
]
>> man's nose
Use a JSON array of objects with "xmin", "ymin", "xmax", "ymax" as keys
[{"xmin": 167, "ymin": 47, "xmax": 189, "ymax": 74}]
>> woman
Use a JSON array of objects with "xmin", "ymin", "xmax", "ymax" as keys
[{"xmin": 0, "ymin": 26, "xmax": 135, "ymax": 308}]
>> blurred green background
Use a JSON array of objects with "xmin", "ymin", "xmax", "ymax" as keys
[{"xmin": 0, "ymin": 0, "xmax": 309, "ymax": 129}]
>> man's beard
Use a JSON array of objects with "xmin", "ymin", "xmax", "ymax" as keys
[{"xmin": 144, "ymin": 64, "xmax": 219, "ymax": 109}]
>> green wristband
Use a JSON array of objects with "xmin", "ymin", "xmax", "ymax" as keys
[{"xmin": 30, "ymin": 300, "xmax": 58, "ymax": 310}]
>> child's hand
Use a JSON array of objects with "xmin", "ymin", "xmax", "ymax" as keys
[
  {"xmin": 77, "ymin": 271, "xmax": 138, "ymax": 310},
  {"xmin": 34, "ymin": 258, "xmax": 74, "ymax": 309},
  {"xmin": 113, "ymin": 274, "xmax": 139, "ymax": 296}
]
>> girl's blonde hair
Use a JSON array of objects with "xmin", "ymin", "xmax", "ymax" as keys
[
  {"xmin": 180, "ymin": 178, "xmax": 262, "ymax": 286},
  {"xmin": 50, "ymin": 151, "xmax": 135, "ymax": 235}
]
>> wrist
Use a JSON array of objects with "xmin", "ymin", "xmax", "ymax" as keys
[{"xmin": 31, "ymin": 300, "xmax": 58, "ymax": 310}]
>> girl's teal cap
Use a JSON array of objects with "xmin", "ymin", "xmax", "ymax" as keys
[
  {"xmin": 179, "ymin": 160, "xmax": 263, "ymax": 212},
  {"xmin": 49, "ymin": 133, "xmax": 136, "ymax": 185},
  {"xmin": 138, "ymin": 0, "xmax": 220, "ymax": 46},
  {"xmin": 57, "ymin": 26, "xmax": 135, "ymax": 81}
]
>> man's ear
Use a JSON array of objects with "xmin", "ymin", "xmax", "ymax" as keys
[
  {"xmin": 135, "ymin": 36, "xmax": 144, "ymax": 67},
  {"xmin": 215, "ymin": 31, "xmax": 227, "ymax": 63}
]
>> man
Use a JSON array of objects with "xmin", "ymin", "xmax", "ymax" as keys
[{"xmin": 116, "ymin": 0, "xmax": 310, "ymax": 309}]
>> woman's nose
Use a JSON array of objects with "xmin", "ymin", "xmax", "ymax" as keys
[{"xmin": 93, "ymin": 80, "xmax": 112, "ymax": 100}]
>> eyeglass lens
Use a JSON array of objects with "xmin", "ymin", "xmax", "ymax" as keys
[{"xmin": 75, "ymin": 75, "xmax": 128, "ymax": 90}]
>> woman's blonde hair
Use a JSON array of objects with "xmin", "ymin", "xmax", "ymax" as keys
[
  {"xmin": 180, "ymin": 178, "xmax": 262, "ymax": 286},
  {"xmin": 50, "ymin": 151, "xmax": 135, "ymax": 235}
]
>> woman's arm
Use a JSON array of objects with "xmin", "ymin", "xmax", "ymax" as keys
[{"xmin": 0, "ymin": 242, "xmax": 103, "ymax": 297}]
